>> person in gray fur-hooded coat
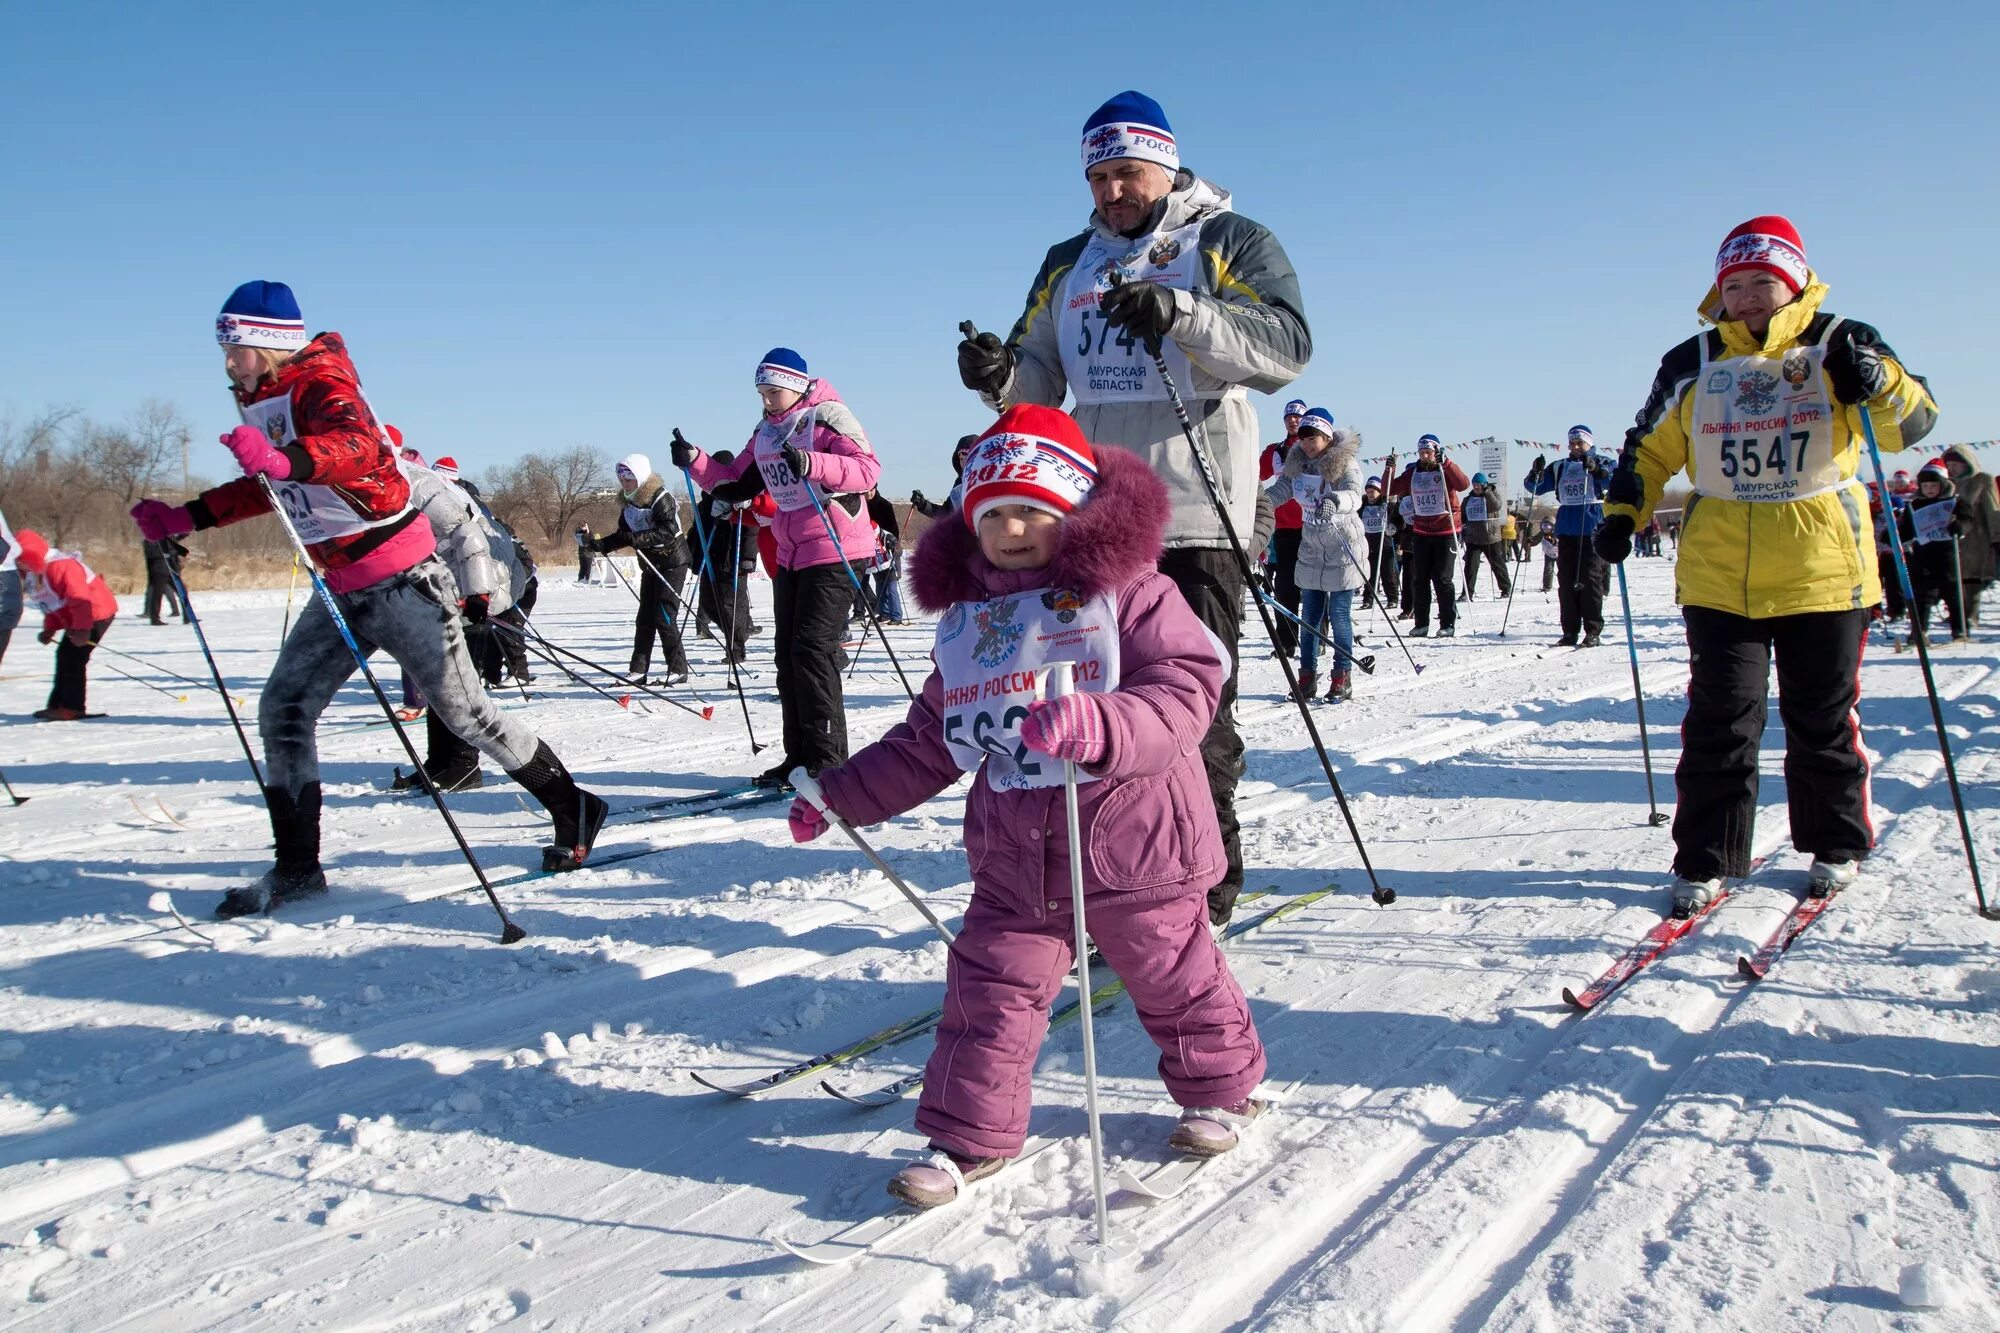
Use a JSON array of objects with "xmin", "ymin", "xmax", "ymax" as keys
[{"xmin": 1260, "ymin": 411, "xmax": 1364, "ymax": 702}]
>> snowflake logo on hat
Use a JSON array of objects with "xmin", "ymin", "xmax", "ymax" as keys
[
  {"xmin": 1085, "ymin": 125, "xmax": 1122, "ymax": 152},
  {"xmin": 1735, "ymin": 371, "xmax": 1780, "ymax": 417}
]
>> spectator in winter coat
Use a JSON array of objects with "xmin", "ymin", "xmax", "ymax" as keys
[
  {"xmin": 1259, "ymin": 398, "xmax": 1309, "ymax": 655},
  {"xmin": 131, "ymin": 280, "xmax": 605, "ymax": 917},
  {"xmin": 575, "ymin": 524, "xmax": 595, "ymax": 583},
  {"xmin": 1897, "ymin": 460, "xmax": 1966, "ymax": 642},
  {"xmin": 910, "ymin": 435, "xmax": 977, "ymax": 519},
  {"xmin": 1388, "ymin": 435, "xmax": 1469, "ymax": 636},
  {"xmin": 794, "ymin": 406, "xmax": 1264, "ymax": 1204},
  {"xmin": 142, "ymin": 537, "xmax": 187, "ymax": 624},
  {"xmin": 597, "ymin": 453, "xmax": 691, "ymax": 685},
  {"xmin": 1529, "ymin": 427, "xmax": 1612, "ymax": 646},
  {"xmin": 1939, "ymin": 444, "xmax": 1996, "ymax": 627},
  {"xmin": 680, "ymin": 348, "xmax": 883, "ymax": 786},
  {"xmin": 1539, "ymin": 528, "xmax": 1559, "ymax": 592},
  {"xmin": 956, "ymin": 90, "xmax": 1310, "ymax": 926},
  {"xmin": 0, "ymin": 507, "xmax": 25, "ymax": 669},
  {"xmin": 1460, "ymin": 472, "xmax": 1511, "ymax": 599},
  {"xmin": 15, "ymin": 528, "xmax": 117, "ymax": 721},
  {"xmin": 1261, "ymin": 410, "xmax": 1365, "ymax": 701},
  {"xmin": 1596, "ymin": 215, "xmax": 1937, "ymax": 915}
]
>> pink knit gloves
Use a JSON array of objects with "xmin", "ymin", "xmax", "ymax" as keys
[
  {"xmin": 1020, "ymin": 693, "xmax": 1108, "ymax": 765},
  {"xmin": 131, "ymin": 499, "xmax": 194, "ymax": 542},
  {"xmin": 789, "ymin": 797, "xmax": 829, "ymax": 843},
  {"xmin": 222, "ymin": 424, "xmax": 291, "ymax": 480}
]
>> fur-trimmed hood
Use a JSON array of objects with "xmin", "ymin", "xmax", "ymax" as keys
[
  {"xmin": 910, "ymin": 445, "xmax": 1170, "ymax": 612},
  {"xmin": 1283, "ymin": 425, "xmax": 1361, "ymax": 484}
]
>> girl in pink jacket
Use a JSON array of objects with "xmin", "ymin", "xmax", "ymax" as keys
[
  {"xmin": 790, "ymin": 404, "xmax": 1268, "ymax": 1208},
  {"xmin": 675, "ymin": 349, "xmax": 881, "ymax": 787}
]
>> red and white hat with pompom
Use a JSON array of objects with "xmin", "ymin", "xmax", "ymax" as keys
[
  {"xmin": 962, "ymin": 404, "xmax": 1099, "ymax": 529},
  {"xmin": 1716, "ymin": 215, "xmax": 1809, "ymax": 295},
  {"xmin": 432, "ymin": 456, "xmax": 459, "ymax": 479},
  {"xmin": 1917, "ymin": 458, "xmax": 1951, "ymax": 486}
]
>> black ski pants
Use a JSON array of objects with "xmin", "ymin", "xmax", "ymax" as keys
[
  {"xmin": 1556, "ymin": 534, "xmax": 1608, "ymax": 639},
  {"xmin": 143, "ymin": 560, "xmax": 183, "ymax": 622},
  {"xmin": 1462, "ymin": 542, "xmax": 1512, "ymax": 597},
  {"xmin": 631, "ymin": 557, "xmax": 691, "ymax": 676},
  {"xmin": 1406, "ymin": 533, "xmax": 1457, "ymax": 631},
  {"xmin": 1673, "ymin": 606, "xmax": 1873, "ymax": 881},
  {"xmin": 50, "ymin": 618, "xmax": 113, "ymax": 712},
  {"xmin": 1269, "ymin": 528, "xmax": 1303, "ymax": 655},
  {"xmin": 1365, "ymin": 532, "xmax": 1392, "ymax": 604},
  {"xmin": 775, "ymin": 561, "xmax": 854, "ymax": 773},
  {"xmin": 1158, "ymin": 547, "xmax": 1247, "ymax": 924}
]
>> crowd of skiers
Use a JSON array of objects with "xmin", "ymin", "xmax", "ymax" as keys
[{"xmin": 5, "ymin": 87, "xmax": 1977, "ymax": 1212}]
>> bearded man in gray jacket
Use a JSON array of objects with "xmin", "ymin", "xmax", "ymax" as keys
[{"xmin": 957, "ymin": 89, "xmax": 1311, "ymax": 924}]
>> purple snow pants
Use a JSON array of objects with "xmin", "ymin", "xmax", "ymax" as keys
[{"xmin": 914, "ymin": 886, "xmax": 1266, "ymax": 1160}]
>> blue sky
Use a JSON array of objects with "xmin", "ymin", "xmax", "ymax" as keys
[{"xmin": 4, "ymin": 1, "xmax": 1994, "ymax": 497}]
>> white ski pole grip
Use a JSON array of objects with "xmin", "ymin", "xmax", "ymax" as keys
[
  {"xmin": 789, "ymin": 767, "xmax": 831, "ymax": 814},
  {"xmin": 790, "ymin": 767, "xmax": 956, "ymax": 945}
]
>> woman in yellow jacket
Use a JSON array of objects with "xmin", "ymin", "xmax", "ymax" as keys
[{"xmin": 1594, "ymin": 215, "xmax": 1937, "ymax": 917}]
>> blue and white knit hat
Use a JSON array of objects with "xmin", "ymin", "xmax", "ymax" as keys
[
  {"xmin": 1283, "ymin": 399, "xmax": 1307, "ymax": 418},
  {"xmin": 1417, "ymin": 433, "xmax": 1442, "ymax": 450},
  {"xmin": 1299, "ymin": 407, "xmax": 1336, "ymax": 438},
  {"xmin": 216, "ymin": 280, "xmax": 308, "ymax": 351},
  {"xmin": 1568, "ymin": 425, "xmax": 1593, "ymax": 445},
  {"xmin": 1081, "ymin": 91, "xmax": 1178, "ymax": 175},
  {"xmin": 755, "ymin": 347, "xmax": 810, "ymax": 394}
]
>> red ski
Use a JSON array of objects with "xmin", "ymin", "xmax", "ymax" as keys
[
  {"xmin": 1737, "ymin": 891, "xmax": 1841, "ymax": 980},
  {"xmin": 1563, "ymin": 894, "xmax": 1731, "ymax": 1011}
]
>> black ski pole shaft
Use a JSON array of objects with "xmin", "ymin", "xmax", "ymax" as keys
[
  {"xmin": 0, "ymin": 769, "xmax": 25, "ymax": 806},
  {"xmin": 800, "ymin": 479, "xmax": 917, "ymax": 702},
  {"xmin": 1498, "ymin": 545, "xmax": 1522, "ymax": 637},
  {"xmin": 1344, "ymin": 547, "xmax": 1422, "ymax": 674},
  {"xmin": 1120, "ymin": 301, "xmax": 1392, "ymax": 905},
  {"xmin": 724, "ymin": 509, "xmax": 764, "ymax": 751},
  {"xmin": 1253, "ymin": 587, "xmax": 1374, "ymax": 673},
  {"xmin": 1855, "ymin": 417, "xmax": 1990, "ymax": 917},
  {"xmin": 679, "ymin": 472, "xmax": 762, "ymax": 752},
  {"xmin": 603, "ymin": 550, "xmax": 713, "ymax": 709},
  {"xmin": 93, "ymin": 642, "xmax": 218, "ymax": 693},
  {"xmin": 1615, "ymin": 563, "xmax": 1668, "ymax": 826},
  {"xmin": 95, "ymin": 655, "xmax": 189, "ymax": 701},
  {"xmin": 522, "ymin": 621, "xmax": 714, "ymax": 721},
  {"xmin": 166, "ymin": 565, "xmax": 267, "ymax": 790},
  {"xmin": 253, "ymin": 477, "xmax": 526, "ymax": 944},
  {"xmin": 490, "ymin": 619, "xmax": 647, "ymax": 714}
]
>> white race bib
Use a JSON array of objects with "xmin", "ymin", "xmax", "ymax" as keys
[
  {"xmin": 1060, "ymin": 222, "xmax": 1204, "ymax": 406},
  {"xmin": 1360, "ymin": 502, "xmax": 1385, "ymax": 535},
  {"xmin": 24, "ymin": 550, "xmax": 95, "ymax": 613},
  {"xmin": 934, "ymin": 586, "xmax": 1121, "ymax": 792},
  {"xmin": 241, "ymin": 394, "xmax": 406, "ymax": 545},
  {"xmin": 1410, "ymin": 470, "xmax": 1446, "ymax": 518},
  {"xmin": 1397, "ymin": 496, "xmax": 1414, "ymax": 520},
  {"xmin": 753, "ymin": 408, "xmax": 819, "ymax": 513},
  {"xmin": 1690, "ymin": 333, "xmax": 1844, "ymax": 504},
  {"xmin": 1463, "ymin": 495, "xmax": 1487, "ymax": 523},
  {"xmin": 1912, "ymin": 497, "xmax": 1957, "ymax": 545}
]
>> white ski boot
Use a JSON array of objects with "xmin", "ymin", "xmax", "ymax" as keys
[
  {"xmin": 1670, "ymin": 876, "xmax": 1724, "ymax": 919},
  {"xmin": 1807, "ymin": 858, "xmax": 1859, "ymax": 899}
]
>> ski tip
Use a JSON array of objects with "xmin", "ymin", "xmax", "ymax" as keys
[
  {"xmin": 1735, "ymin": 956, "xmax": 1764, "ymax": 980},
  {"xmin": 1560, "ymin": 987, "xmax": 1592, "ymax": 1011}
]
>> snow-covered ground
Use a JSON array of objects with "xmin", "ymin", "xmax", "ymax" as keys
[{"xmin": 0, "ymin": 554, "xmax": 1995, "ymax": 1331}]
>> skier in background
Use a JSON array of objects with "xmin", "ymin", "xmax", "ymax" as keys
[{"xmin": 15, "ymin": 528, "xmax": 116, "ymax": 721}]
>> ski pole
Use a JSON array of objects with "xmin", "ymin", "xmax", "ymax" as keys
[
  {"xmin": 487, "ymin": 619, "xmax": 649, "ymax": 715},
  {"xmin": 623, "ymin": 546, "xmax": 710, "ymax": 701},
  {"xmin": 93, "ymin": 642, "xmax": 232, "ymax": 697},
  {"xmin": 797, "ymin": 476, "xmax": 917, "ymax": 702},
  {"xmin": 1113, "ymin": 278, "xmax": 1393, "ymax": 904},
  {"xmin": 959, "ymin": 320, "xmax": 1008, "ymax": 411},
  {"xmin": 95, "ymin": 655, "xmax": 189, "ymax": 702},
  {"xmin": 681, "ymin": 473, "xmax": 763, "ymax": 752},
  {"xmin": 165, "ymin": 564, "xmax": 267, "ymax": 791},
  {"xmin": 1614, "ymin": 563, "xmax": 1668, "ymax": 827},
  {"xmin": 789, "ymin": 768, "xmax": 956, "ymax": 944},
  {"xmin": 520, "ymin": 621, "xmax": 714, "ymax": 721},
  {"xmin": 280, "ymin": 553, "xmax": 300, "ymax": 643},
  {"xmin": 253, "ymin": 477, "xmax": 527, "ymax": 944},
  {"xmin": 1855, "ymin": 415, "xmax": 1991, "ymax": 918},
  {"xmin": 1950, "ymin": 531, "xmax": 1968, "ymax": 640},
  {"xmin": 0, "ymin": 769, "xmax": 25, "ymax": 806},
  {"xmin": 1046, "ymin": 660, "xmax": 1112, "ymax": 1255},
  {"xmin": 1343, "ymin": 547, "xmax": 1422, "ymax": 674},
  {"xmin": 1254, "ymin": 587, "xmax": 1375, "ymax": 673}
]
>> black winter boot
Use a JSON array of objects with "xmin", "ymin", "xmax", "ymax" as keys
[
  {"xmin": 507, "ymin": 741, "xmax": 608, "ymax": 872},
  {"xmin": 218, "ymin": 784, "xmax": 328, "ymax": 918}
]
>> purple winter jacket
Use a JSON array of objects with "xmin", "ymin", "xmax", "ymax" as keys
[
  {"xmin": 685, "ymin": 378, "xmax": 881, "ymax": 572},
  {"xmin": 818, "ymin": 447, "xmax": 1225, "ymax": 922}
]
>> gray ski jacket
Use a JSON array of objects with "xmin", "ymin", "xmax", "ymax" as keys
[
  {"xmin": 403, "ymin": 464, "xmax": 512, "ymax": 615},
  {"xmin": 1262, "ymin": 428, "xmax": 1367, "ymax": 593}
]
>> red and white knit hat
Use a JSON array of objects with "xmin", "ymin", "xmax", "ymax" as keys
[
  {"xmin": 962, "ymin": 404, "xmax": 1099, "ymax": 528},
  {"xmin": 1715, "ymin": 215, "xmax": 1809, "ymax": 295},
  {"xmin": 1918, "ymin": 458, "xmax": 1951, "ymax": 486},
  {"xmin": 432, "ymin": 456, "xmax": 459, "ymax": 480}
]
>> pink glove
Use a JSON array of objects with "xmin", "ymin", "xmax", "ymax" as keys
[
  {"xmin": 131, "ymin": 499, "xmax": 195, "ymax": 542},
  {"xmin": 789, "ymin": 795, "xmax": 829, "ymax": 843},
  {"xmin": 1020, "ymin": 693, "xmax": 1108, "ymax": 765},
  {"xmin": 221, "ymin": 424, "xmax": 291, "ymax": 480}
]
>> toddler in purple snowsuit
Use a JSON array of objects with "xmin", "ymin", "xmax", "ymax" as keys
[{"xmin": 791, "ymin": 404, "xmax": 1267, "ymax": 1206}]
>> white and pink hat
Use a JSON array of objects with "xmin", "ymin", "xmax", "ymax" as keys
[{"xmin": 1715, "ymin": 215, "xmax": 1810, "ymax": 295}]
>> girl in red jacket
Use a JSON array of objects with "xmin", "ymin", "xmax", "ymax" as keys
[
  {"xmin": 15, "ymin": 529, "xmax": 117, "ymax": 721},
  {"xmin": 131, "ymin": 281, "xmax": 605, "ymax": 919}
]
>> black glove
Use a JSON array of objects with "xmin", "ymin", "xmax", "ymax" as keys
[
  {"xmin": 1526, "ymin": 455, "xmax": 1546, "ymax": 480},
  {"xmin": 1824, "ymin": 328, "xmax": 1891, "ymax": 405},
  {"xmin": 1098, "ymin": 280, "xmax": 1177, "ymax": 348},
  {"xmin": 957, "ymin": 331, "xmax": 1013, "ymax": 397},
  {"xmin": 910, "ymin": 489, "xmax": 927, "ymax": 507},
  {"xmin": 1593, "ymin": 515, "xmax": 1635, "ymax": 565},
  {"xmin": 1605, "ymin": 468, "xmax": 1644, "ymax": 508},
  {"xmin": 37, "ymin": 628, "xmax": 55, "ymax": 646},
  {"xmin": 669, "ymin": 429, "xmax": 699, "ymax": 470},
  {"xmin": 462, "ymin": 593, "xmax": 490, "ymax": 624},
  {"xmin": 781, "ymin": 445, "xmax": 811, "ymax": 482}
]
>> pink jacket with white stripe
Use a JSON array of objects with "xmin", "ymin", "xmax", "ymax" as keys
[
  {"xmin": 684, "ymin": 379, "xmax": 881, "ymax": 572},
  {"xmin": 818, "ymin": 447, "xmax": 1225, "ymax": 920}
]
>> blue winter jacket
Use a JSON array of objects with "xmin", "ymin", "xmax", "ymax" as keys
[{"xmin": 1531, "ymin": 453, "xmax": 1611, "ymax": 537}]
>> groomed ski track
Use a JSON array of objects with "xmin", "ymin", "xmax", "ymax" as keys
[{"xmin": 1, "ymin": 560, "xmax": 1995, "ymax": 1330}]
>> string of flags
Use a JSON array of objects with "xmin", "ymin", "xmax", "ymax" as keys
[{"xmin": 1364, "ymin": 438, "xmax": 1999, "ymax": 469}]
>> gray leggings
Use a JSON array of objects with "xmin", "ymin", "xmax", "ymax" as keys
[{"xmin": 259, "ymin": 557, "xmax": 538, "ymax": 793}]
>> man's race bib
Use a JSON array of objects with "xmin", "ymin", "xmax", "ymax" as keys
[
  {"xmin": 934, "ymin": 586, "xmax": 1121, "ymax": 792},
  {"xmin": 1912, "ymin": 497, "xmax": 1957, "ymax": 545},
  {"xmin": 1060, "ymin": 221, "xmax": 1204, "ymax": 405},
  {"xmin": 241, "ymin": 395, "xmax": 404, "ymax": 545},
  {"xmin": 1463, "ymin": 494, "xmax": 1487, "ymax": 523},
  {"xmin": 1555, "ymin": 460, "xmax": 1594, "ymax": 506},
  {"xmin": 1410, "ymin": 469, "xmax": 1447, "ymax": 518},
  {"xmin": 1360, "ymin": 502, "xmax": 1385, "ymax": 535},
  {"xmin": 753, "ymin": 408, "xmax": 819, "ymax": 512},
  {"xmin": 1690, "ymin": 332, "xmax": 1845, "ymax": 504}
]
